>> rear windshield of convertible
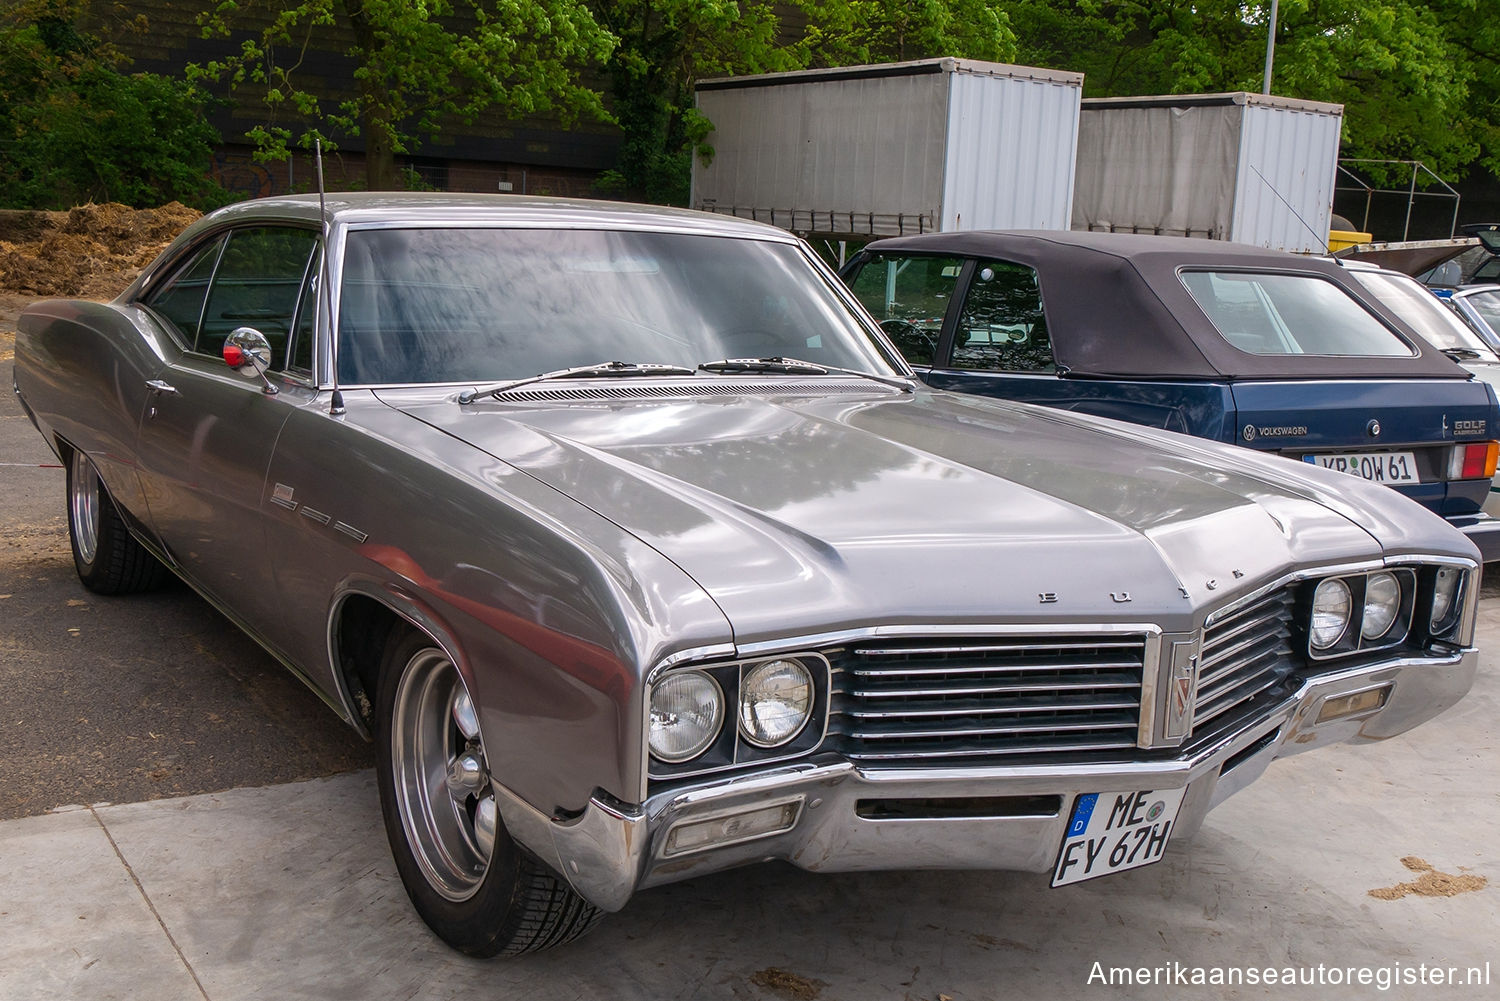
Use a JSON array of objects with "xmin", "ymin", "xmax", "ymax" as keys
[
  {"xmin": 337, "ymin": 227, "xmax": 886, "ymax": 385},
  {"xmin": 1180, "ymin": 270, "xmax": 1416, "ymax": 357}
]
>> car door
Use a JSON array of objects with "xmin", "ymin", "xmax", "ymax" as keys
[
  {"xmin": 912, "ymin": 256, "xmax": 1235, "ymax": 437},
  {"xmin": 133, "ymin": 224, "xmax": 320, "ymax": 624}
]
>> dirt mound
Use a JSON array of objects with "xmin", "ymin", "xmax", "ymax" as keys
[{"xmin": 0, "ymin": 202, "xmax": 201, "ymax": 300}]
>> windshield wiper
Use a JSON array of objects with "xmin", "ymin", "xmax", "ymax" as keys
[
  {"xmin": 1440, "ymin": 347, "xmax": 1484, "ymax": 362},
  {"xmin": 458, "ymin": 361, "xmax": 696, "ymax": 403},
  {"xmin": 697, "ymin": 356, "xmax": 915, "ymax": 392},
  {"xmin": 698, "ymin": 357, "xmax": 830, "ymax": 375}
]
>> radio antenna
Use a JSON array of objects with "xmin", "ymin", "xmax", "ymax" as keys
[
  {"xmin": 1249, "ymin": 164, "xmax": 1337, "ymax": 261},
  {"xmin": 316, "ymin": 139, "xmax": 346, "ymax": 415}
]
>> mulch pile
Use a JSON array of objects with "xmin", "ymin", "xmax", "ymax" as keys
[{"xmin": 0, "ymin": 202, "xmax": 201, "ymax": 299}]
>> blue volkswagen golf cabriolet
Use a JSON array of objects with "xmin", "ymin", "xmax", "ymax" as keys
[{"xmin": 840, "ymin": 231, "xmax": 1500, "ymax": 560}]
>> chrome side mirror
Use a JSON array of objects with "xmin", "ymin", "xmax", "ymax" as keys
[{"xmin": 224, "ymin": 327, "xmax": 279, "ymax": 395}]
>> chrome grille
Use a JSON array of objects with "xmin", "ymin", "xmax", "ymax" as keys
[
  {"xmin": 828, "ymin": 636, "xmax": 1147, "ymax": 765},
  {"xmin": 1193, "ymin": 588, "xmax": 1297, "ymax": 736}
]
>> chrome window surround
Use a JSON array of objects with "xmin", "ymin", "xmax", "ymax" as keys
[
  {"xmin": 325, "ymin": 226, "xmax": 911, "ymax": 391},
  {"xmin": 645, "ymin": 652, "xmax": 833, "ymax": 784}
]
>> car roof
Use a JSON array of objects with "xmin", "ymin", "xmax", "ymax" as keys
[
  {"xmin": 856, "ymin": 230, "xmax": 1467, "ymax": 381},
  {"xmin": 189, "ymin": 191, "xmax": 798, "ymax": 242}
]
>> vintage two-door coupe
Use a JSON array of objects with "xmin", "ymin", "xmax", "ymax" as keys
[
  {"xmin": 13, "ymin": 194, "xmax": 1482, "ymax": 956},
  {"xmin": 840, "ymin": 231, "xmax": 1500, "ymax": 560}
]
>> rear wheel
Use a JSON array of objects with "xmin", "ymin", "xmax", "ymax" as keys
[
  {"xmin": 375, "ymin": 629, "xmax": 603, "ymax": 956},
  {"xmin": 66, "ymin": 449, "xmax": 168, "ymax": 595}
]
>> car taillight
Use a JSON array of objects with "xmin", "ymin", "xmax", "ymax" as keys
[{"xmin": 1449, "ymin": 441, "xmax": 1499, "ymax": 480}]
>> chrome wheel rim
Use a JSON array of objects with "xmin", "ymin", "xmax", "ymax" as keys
[
  {"xmin": 69, "ymin": 451, "xmax": 100, "ymax": 566},
  {"xmin": 392, "ymin": 648, "xmax": 496, "ymax": 902}
]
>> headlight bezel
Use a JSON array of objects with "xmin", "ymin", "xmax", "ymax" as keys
[
  {"xmin": 647, "ymin": 652, "xmax": 831, "ymax": 782},
  {"xmin": 1423, "ymin": 564, "xmax": 1471, "ymax": 643},
  {"xmin": 1302, "ymin": 567, "xmax": 1421, "ymax": 660}
]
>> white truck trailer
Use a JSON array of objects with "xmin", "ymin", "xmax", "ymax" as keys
[
  {"xmin": 1072, "ymin": 92, "xmax": 1345, "ymax": 253},
  {"xmin": 691, "ymin": 58, "xmax": 1083, "ymax": 239}
]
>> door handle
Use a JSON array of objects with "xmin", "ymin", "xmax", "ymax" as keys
[{"xmin": 145, "ymin": 380, "xmax": 179, "ymax": 396}]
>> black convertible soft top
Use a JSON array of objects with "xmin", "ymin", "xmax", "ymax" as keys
[{"xmin": 860, "ymin": 230, "xmax": 1469, "ymax": 381}]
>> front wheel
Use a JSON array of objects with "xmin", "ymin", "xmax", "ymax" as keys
[
  {"xmin": 66, "ymin": 448, "xmax": 168, "ymax": 595},
  {"xmin": 375, "ymin": 630, "xmax": 603, "ymax": 956}
]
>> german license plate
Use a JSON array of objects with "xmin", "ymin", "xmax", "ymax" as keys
[
  {"xmin": 1051, "ymin": 788, "xmax": 1186, "ymax": 887},
  {"xmin": 1306, "ymin": 451, "xmax": 1418, "ymax": 484}
]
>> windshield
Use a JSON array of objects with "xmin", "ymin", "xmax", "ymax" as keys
[
  {"xmin": 1180, "ymin": 270, "xmax": 1415, "ymax": 357},
  {"xmin": 1350, "ymin": 270, "xmax": 1499, "ymax": 360},
  {"xmin": 337, "ymin": 228, "xmax": 894, "ymax": 385},
  {"xmin": 1462, "ymin": 289, "xmax": 1500, "ymax": 334}
]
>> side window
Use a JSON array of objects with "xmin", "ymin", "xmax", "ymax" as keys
[
  {"xmin": 951, "ymin": 259, "xmax": 1055, "ymax": 373},
  {"xmin": 198, "ymin": 227, "xmax": 319, "ymax": 367},
  {"xmin": 288, "ymin": 250, "xmax": 321, "ymax": 374},
  {"xmin": 142, "ymin": 237, "xmax": 225, "ymax": 345},
  {"xmin": 846, "ymin": 254, "xmax": 964, "ymax": 367}
]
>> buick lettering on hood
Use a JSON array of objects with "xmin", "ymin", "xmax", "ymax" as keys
[{"xmin": 13, "ymin": 194, "xmax": 1480, "ymax": 957}]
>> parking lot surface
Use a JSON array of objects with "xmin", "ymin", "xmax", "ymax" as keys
[{"xmin": 2, "ymin": 315, "xmax": 1495, "ymax": 999}]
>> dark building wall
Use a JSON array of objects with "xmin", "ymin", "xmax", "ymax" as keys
[{"xmin": 98, "ymin": 2, "xmax": 620, "ymax": 197}]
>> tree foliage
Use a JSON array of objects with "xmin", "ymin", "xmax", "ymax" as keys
[
  {"xmin": 0, "ymin": 2, "xmax": 227, "ymax": 210},
  {"xmin": 792, "ymin": 0, "xmax": 1017, "ymax": 67},
  {"xmin": 1008, "ymin": 1, "xmax": 1497, "ymax": 180},
  {"xmin": 190, "ymin": 0, "xmax": 616, "ymax": 191},
  {"xmin": 590, "ymin": 0, "xmax": 797, "ymax": 204}
]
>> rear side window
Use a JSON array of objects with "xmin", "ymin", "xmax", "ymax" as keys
[
  {"xmin": 951, "ymin": 259, "xmax": 1055, "ymax": 372},
  {"xmin": 143, "ymin": 237, "xmax": 224, "ymax": 344},
  {"xmin": 1182, "ymin": 271, "xmax": 1414, "ymax": 357}
]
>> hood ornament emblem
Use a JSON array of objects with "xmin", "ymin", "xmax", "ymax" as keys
[{"xmin": 1242, "ymin": 424, "xmax": 1257, "ymax": 442}]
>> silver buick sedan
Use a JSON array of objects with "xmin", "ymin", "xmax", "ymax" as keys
[{"xmin": 13, "ymin": 194, "xmax": 1481, "ymax": 956}]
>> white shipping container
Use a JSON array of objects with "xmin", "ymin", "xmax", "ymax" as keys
[
  {"xmin": 1072, "ymin": 93, "xmax": 1344, "ymax": 253},
  {"xmin": 692, "ymin": 58, "xmax": 1083, "ymax": 238}
]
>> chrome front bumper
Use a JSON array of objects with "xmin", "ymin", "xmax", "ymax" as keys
[{"xmin": 500, "ymin": 647, "xmax": 1477, "ymax": 911}]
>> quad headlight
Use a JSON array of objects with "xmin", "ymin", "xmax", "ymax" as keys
[
  {"xmin": 1431, "ymin": 566, "xmax": 1464, "ymax": 633},
  {"xmin": 1310, "ymin": 578, "xmax": 1352, "ymax": 650},
  {"xmin": 649, "ymin": 655, "xmax": 827, "ymax": 772},
  {"xmin": 1360, "ymin": 571, "xmax": 1402, "ymax": 641},
  {"xmin": 649, "ymin": 671, "xmax": 724, "ymax": 763},
  {"xmin": 1306, "ymin": 568, "xmax": 1425, "ymax": 658},
  {"xmin": 738, "ymin": 659, "xmax": 814, "ymax": 747}
]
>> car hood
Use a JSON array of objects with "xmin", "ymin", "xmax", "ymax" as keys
[{"xmin": 383, "ymin": 384, "xmax": 1452, "ymax": 646}]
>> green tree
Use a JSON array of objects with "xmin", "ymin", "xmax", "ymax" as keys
[
  {"xmin": 1007, "ymin": 1, "xmax": 1492, "ymax": 180},
  {"xmin": 191, "ymin": 0, "xmax": 616, "ymax": 191},
  {"xmin": 0, "ymin": 1, "xmax": 227, "ymax": 209},
  {"xmin": 591, "ymin": 0, "xmax": 796, "ymax": 204},
  {"xmin": 793, "ymin": 0, "xmax": 1017, "ymax": 66}
]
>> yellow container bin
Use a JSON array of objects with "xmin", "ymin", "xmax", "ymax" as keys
[{"xmin": 1328, "ymin": 229, "xmax": 1373, "ymax": 252}]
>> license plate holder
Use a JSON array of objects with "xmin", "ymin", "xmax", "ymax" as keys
[{"xmin": 1051, "ymin": 788, "xmax": 1186, "ymax": 887}]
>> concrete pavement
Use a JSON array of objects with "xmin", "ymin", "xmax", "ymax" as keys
[{"xmin": 2, "ymin": 613, "xmax": 1496, "ymax": 1001}]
